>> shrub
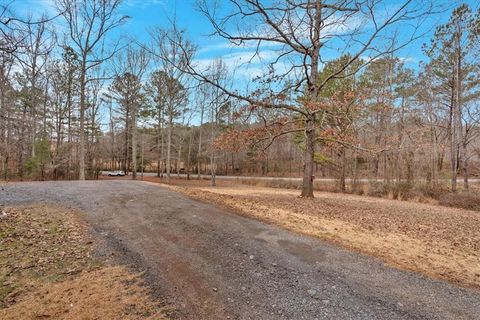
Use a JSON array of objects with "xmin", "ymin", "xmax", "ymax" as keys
[
  {"xmin": 382, "ymin": 181, "xmax": 413, "ymax": 200},
  {"xmin": 414, "ymin": 183, "xmax": 448, "ymax": 200},
  {"xmin": 25, "ymin": 138, "xmax": 51, "ymax": 180},
  {"xmin": 364, "ymin": 181, "xmax": 385, "ymax": 198},
  {"xmin": 438, "ymin": 192, "xmax": 480, "ymax": 211},
  {"xmin": 238, "ymin": 178, "xmax": 480, "ymax": 212}
]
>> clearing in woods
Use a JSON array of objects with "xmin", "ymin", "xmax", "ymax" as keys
[
  {"xmin": 142, "ymin": 176, "xmax": 480, "ymax": 289},
  {"xmin": 2, "ymin": 180, "xmax": 479, "ymax": 319}
]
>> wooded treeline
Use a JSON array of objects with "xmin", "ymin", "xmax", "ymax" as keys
[{"xmin": 1, "ymin": 1, "xmax": 479, "ymax": 196}]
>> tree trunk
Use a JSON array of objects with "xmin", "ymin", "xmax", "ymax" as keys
[
  {"xmin": 210, "ymin": 149, "xmax": 216, "ymax": 186},
  {"xmin": 124, "ymin": 113, "xmax": 129, "ymax": 175},
  {"xmin": 406, "ymin": 151, "xmax": 414, "ymax": 184},
  {"xmin": 109, "ymin": 99, "xmax": 115, "ymax": 170},
  {"xmin": 210, "ymin": 114, "xmax": 216, "ymax": 187},
  {"xmin": 67, "ymin": 76, "xmax": 73, "ymax": 179},
  {"xmin": 177, "ymin": 136, "xmax": 182, "ymax": 177},
  {"xmin": 462, "ymin": 141, "xmax": 468, "ymax": 191},
  {"xmin": 299, "ymin": 1, "xmax": 321, "ymax": 198},
  {"xmin": 352, "ymin": 148, "xmax": 359, "ymax": 192},
  {"xmin": 186, "ymin": 129, "xmax": 193, "ymax": 180},
  {"xmin": 166, "ymin": 115, "xmax": 172, "ymax": 183},
  {"xmin": 141, "ymin": 135, "xmax": 144, "ymax": 180},
  {"xmin": 450, "ymin": 81, "xmax": 457, "ymax": 192},
  {"xmin": 131, "ymin": 105, "xmax": 137, "ymax": 180},
  {"xmin": 431, "ymin": 123, "xmax": 438, "ymax": 186},
  {"xmin": 300, "ymin": 116, "xmax": 315, "ymax": 198},
  {"xmin": 160, "ymin": 115, "xmax": 165, "ymax": 178},
  {"xmin": 156, "ymin": 107, "xmax": 161, "ymax": 177},
  {"xmin": 339, "ymin": 148, "xmax": 346, "ymax": 193},
  {"xmin": 78, "ymin": 62, "xmax": 87, "ymax": 180},
  {"xmin": 197, "ymin": 107, "xmax": 204, "ymax": 179}
]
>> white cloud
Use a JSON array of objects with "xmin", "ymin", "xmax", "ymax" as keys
[
  {"xmin": 398, "ymin": 56, "xmax": 417, "ymax": 64},
  {"xmin": 194, "ymin": 48, "xmax": 292, "ymax": 82},
  {"xmin": 198, "ymin": 40, "xmax": 283, "ymax": 55},
  {"xmin": 15, "ymin": 0, "xmax": 58, "ymax": 19},
  {"xmin": 122, "ymin": 0, "xmax": 164, "ymax": 9}
]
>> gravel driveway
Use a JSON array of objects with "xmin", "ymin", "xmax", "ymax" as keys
[{"xmin": 1, "ymin": 180, "xmax": 479, "ymax": 319}]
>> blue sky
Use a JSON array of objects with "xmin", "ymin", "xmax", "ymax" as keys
[
  {"xmin": 13, "ymin": 0, "xmax": 480, "ymax": 77},
  {"xmin": 8, "ymin": 0, "xmax": 479, "ymax": 127}
]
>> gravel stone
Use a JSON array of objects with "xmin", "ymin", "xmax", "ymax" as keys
[{"xmin": 2, "ymin": 180, "xmax": 480, "ymax": 320}]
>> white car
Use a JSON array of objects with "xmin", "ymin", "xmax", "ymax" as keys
[{"xmin": 108, "ymin": 170, "xmax": 125, "ymax": 176}]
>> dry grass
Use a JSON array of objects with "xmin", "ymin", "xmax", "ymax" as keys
[
  {"xmin": 149, "ymin": 177, "xmax": 480, "ymax": 289},
  {"xmin": 0, "ymin": 266, "xmax": 168, "ymax": 320},
  {"xmin": 0, "ymin": 204, "xmax": 169, "ymax": 320},
  {"xmin": 0, "ymin": 204, "xmax": 96, "ymax": 307},
  {"xmin": 236, "ymin": 177, "xmax": 480, "ymax": 210},
  {"xmin": 439, "ymin": 192, "xmax": 480, "ymax": 211}
]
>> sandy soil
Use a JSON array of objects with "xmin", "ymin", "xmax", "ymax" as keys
[
  {"xmin": 144, "ymin": 177, "xmax": 480, "ymax": 289},
  {"xmin": 0, "ymin": 204, "xmax": 168, "ymax": 320}
]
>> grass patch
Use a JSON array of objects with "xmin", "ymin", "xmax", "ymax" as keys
[{"xmin": 0, "ymin": 204, "xmax": 169, "ymax": 319}]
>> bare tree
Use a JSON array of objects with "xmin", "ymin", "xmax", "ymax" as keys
[
  {"xmin": 194, "ymin": 82, "xmax": 210, "ymax": 178},
  {"xmin": 149, "ymin": 25, "xmax": 194, "ymax": 182},
  {"xmin": 110, "ymin": 45, "xmax": 149, "ymax": 180},
  {"xmin": 205, "ymin": 59, "xmax": 230, "ymax": 186},
  {"xmin": 56, "ymin": 0, "xmax": 127, "ymax": 180},
  {"xmin": 0, "ymin": 48, "xmax": 15, "ymax": 179},
  {"xmin": 176, "ymin": 0, "xmax": 435, "ymax": 197},
  {"xmin": 12, "ymin": 16, "xmax": 54, "ymax": 179},
  {"xmin": 1, "ymin": 2, "xmax": 60, "ymax": 54},
  {"xmin": 0, "ymin": 2, "xmax": 23, "ymax": 54},
  {"xmin": 424, "ymin": 4, "xmax": 480, "ymax": 191}
]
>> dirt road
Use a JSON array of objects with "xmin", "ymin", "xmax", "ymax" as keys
[
  {"xmin": 102, "ymin": 171, "xmax": 480, "ymax": 184},
  {"xmin": 1, "ymin": 180, "xmax": 479, "ymax": 319}
]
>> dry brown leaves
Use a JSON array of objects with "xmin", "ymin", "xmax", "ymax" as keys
[
  {"xmin": 0, "ymin": 266, "xmax": 169, "ymax": 320},
  {"xmin": 0, "ymin": 204, "xmax": 169, "ymax": 320},
  {"xmin": 0, "ymin": 204, "xmax": 95, "ymax": 307},
  {"xmin": 160, "ymin": 181, "xmax": 480, "ymax": 289}
]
